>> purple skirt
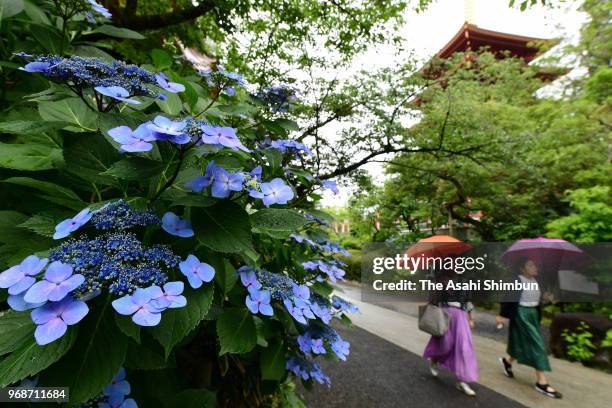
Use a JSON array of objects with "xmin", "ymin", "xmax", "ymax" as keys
[{"xmin": 423, "ymin": 306, "xmax": 479, "ymax": 382}]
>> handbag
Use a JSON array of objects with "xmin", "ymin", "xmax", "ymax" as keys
[{"xmin": 418, "ymin": 303, "xmax": 450, "ymax": 337}]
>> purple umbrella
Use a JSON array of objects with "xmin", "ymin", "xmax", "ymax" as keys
[{"xmin": 501, "ymin": 237, "xmax": 591, "ymax": 272}]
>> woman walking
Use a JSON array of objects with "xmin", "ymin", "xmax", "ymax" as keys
[
  {"xmin": 496, "ymin": 258, "xmax": 562, "ymax": 399},
  {"xmin": 423, "ymin": 268, "xmax": 479, "ymax": 396}
]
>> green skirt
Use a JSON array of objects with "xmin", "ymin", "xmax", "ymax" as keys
[{"xmin": 507, "ymin": 306, "xmax": 551, "ymax": 371}]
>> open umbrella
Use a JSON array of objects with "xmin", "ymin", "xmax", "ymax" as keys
[
  {"xmin": 405, "ymin": 235, "xmax": 472, "ymax": 259},
  {"xmin": 501, "ymin": 237, "xmax": 591, "ymax": 272}
]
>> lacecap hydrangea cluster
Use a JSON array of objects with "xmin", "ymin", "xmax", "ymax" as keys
[
  {"xmin": 236, "ymin": 266, "xmax": 358, "ymax": 385},
  {"xmin": 0, "ymin": 200, "xmax": 216, "ymax": 345},
  {"xmin": 18, "ymin": 55, "xmax": 184, "ymax": 105},
  {"xmin": 199, "ymin": 65, "xmax": 246, "ymax": 96}
]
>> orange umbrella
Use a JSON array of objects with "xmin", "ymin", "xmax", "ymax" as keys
[{"xmin": 405, "ymin": 235, "xmax": 472, "ymax": 259}]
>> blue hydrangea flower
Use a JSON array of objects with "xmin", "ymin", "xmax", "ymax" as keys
[
  {"xmin": 108, "ymin": 124, "xmax": 156, "ymax": 152},
  {"xmin": 270, "ymin": 140, "xmax": 313, "ymax": 157},
  {"xmin": 90, "ymin": 200, "xmax": 160, "ymax": 230},
  {"xmin": 103, "ymin": 368, "xmax": 130, "ymax": 397},
  {"xmin": 21, "ymin": 61, "xmax": 51, "ymax": 73},
  {"xmin": 0, "ymin": 255, "xmax": 48, "ymax": 295},
  {"xmin": 179, "ymin": 255, "xmax": 215, "ymax": 289},
  {"xmin": 186, "ymin": 161, "xmax": 216, "ymax": 193},
  {"xmin": 24, "ymin": 261, "xmax": 85, "ymax": 303},
  {"xmin": 286, "ymin": 356, "xmax": 330, "ymax": 386},
  {"xmin": 292, "ymin": 283, "xmax": 310, "ymax": 301},
  {"xmin": 331, "ymin": 338, "xmax": 350, "ymax": 361},
  {"xmin": 211, "ymin": 167, "xmax": 244, "ymax": 198},
  {"xmin": 322, "ymin": 180, "xmax": 340, "ymax": 194},
  {"xmin": 88, "ymin": 0, "xmax": 112, "ymax": 18},
  {"xmin": 260, "ymin": 178, "xmax": 294, "ymax": 206},
  {"xmin": 111, "ymin": 286, "xmax": 165, "ymax": 326},
  {"xmin": 147, "ymin": 116, "xmax": 190, "ymax": 144},
  {"xmin": 297, "ymin": 333, "xmax": 312, "ymax": 354},
  {"xmin": 95, "ymin": 86, "xmax": 141, "ymax": 104},
  {"xmin": 54, "ymin": 208, "xmax": 92, "ymax": 239},
  {"xmin": 256, "ymin": 85, "xmax": 297, "ymax": 113},
  {"xmin": 311, "ymin": 338, "xmax": 326, "ymax": 354},
  {"xmin": 310, "ymin": 301, "xmax": 332, "ymax": 324},
  {"xmin": 7, "ymin": 293, "xmax": 45, "ymax": 312},
  {"xmin": 150, "ymin": 281, "xmax": 187, "ymax": 309},
  {"xmin": 283, "ymin": 298, "xmax": 314, "ymax": 324},
  {"xmin": 245, "ymin": 288, "xmax": 273, "ymax": 316},
  {"xmin": 201, "ymin": 125, "xmax": 250, "ymax": 152},
  {"xmin": 100, "ymin": 395, "xmax": 138, "ymax": 408},
  {"xmin": 161, "ymin": 212, "xmax": 194, "ymax": 238},
  {"xmin": 155, "ymin": 73, "xmax": 185, "ymax": 93},
  {"xmin": 31, "ymin": 296, "xmax": 89, "ymax": 345},
  {"xmin": 239, "ymin": 269, "xmax": 262, "ymax": 290},
  {"xmin": 332, "ymin": 295, "xmax": 359, "ymax": 314}
]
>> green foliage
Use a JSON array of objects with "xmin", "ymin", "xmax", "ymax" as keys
[
  {"xmin": 217, "ymin": 308, "xmax": 257, "ymax": 355},
  {"xmin": 561, "ymin": 321, "xmax": 597, "ymax": 362}
]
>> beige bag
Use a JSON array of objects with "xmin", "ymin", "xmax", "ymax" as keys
[{"xmin": 418, "ymin": 304, "xmax": 450, "ymax": 337}]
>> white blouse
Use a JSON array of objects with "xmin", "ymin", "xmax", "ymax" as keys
[{"xmin": 518, "ymin": 275, "xmax": 540, "ymax": 307}]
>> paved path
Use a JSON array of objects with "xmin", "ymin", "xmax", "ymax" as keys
[{"xmin": 302, "ymin": 283, "xmax": 612, "ymax": 408}]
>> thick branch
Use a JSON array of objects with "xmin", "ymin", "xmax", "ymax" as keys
[{"xmin": 116, "ymin": 1, "xmax": 218, "ymax": 30}]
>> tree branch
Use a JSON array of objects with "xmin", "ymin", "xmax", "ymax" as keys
[{"xmin": 115, "ymin": 1, "xmax": 218, "ymax": 30}]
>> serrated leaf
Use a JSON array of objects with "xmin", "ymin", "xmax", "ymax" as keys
[
  {"xmin": 101, "ymin": 157, "xmax": 166, "ymax": 180},
  {"xmin": 0, "ymin": 120, "xmax": 68, "ymax": 134},
  {"xmin": 41, "ymin": 302, "xmax": 128, "ymax": 403},
  {"xmin": 274, "ymin": 119, "xmax": 300, "ymax": 132},
  {"xmin": 151, "ymin": 49, "xmax": 172, "ymax": 69},
  {"xmin": 39, "ymin": 98, "xmax": 98, "ymax": 132},
  {"xmin": 260, "ymin": 341, "xmax": 286, "ymax": 380},
  {"xmin": 155, "ymin": 92, "xmax": 183, "ymax": 115},
  {"xmin": 192, "ymin": 202, "xmax": 253, "ymax": 254},
  {"xmin": 125, "ymin": 342, "xmax": 170, "ymax": 370},
  {"xmin": 0, "ymin": 143, "xmax": 62, "ymax": 171},
  {"xmin": 150, "ymin": 285, "xmax": 214, "ymax": 358},
  {"xmin": 0, "ymin": 328, "xmax": 77, "ymax": 387},
  {"xmin": 18, "ymin": 214, "xmax": 59, "ymax": 238},
  {"xmin": 0, "ymin": 311, "xmax": 35, "ymax": 356},
  {"xmin": 0, "ymin": 0, "xmax": 24, "ymax": 19},
  {"xmin": 115, "ymin": 314, "xmax": 140, "ymax": 344},
  {"xmin": 217, "ymin": 308, "xmax": 257, "ymax": 355},
  {"xmin": 250, "ymin": 209, "xmax": 308, "ymax": 239},
  {"xmin": 92, "ymin": 25, "xmax": 145, "ymax": 39}
]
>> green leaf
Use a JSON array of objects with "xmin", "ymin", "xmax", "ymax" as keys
[
  {"xmin": 0, "ymin": 143, "xmax": 62, "ymax": 171},
  {"xmin": 92, "ymin": 25, "xmax": 145, "ymax": 39},
  {"xmin": 274, "ymin": 119, "xmax": 300, "ymax": 132},
  {"xmin": 30, "ymin": 23, "xmax": 64, "ymax": 54},
  {"xmin": 18, "ymin": 214, "xmax": 60, "ymax": 238},
  {"xmin": 39, "ymin": 98, "xmax": 98, "ymax": 132},
  {"xmin": 151, "ymin": 49, "xmax": 172, "ymax": 69},
  {"xmin": 61, "ymin": 132, "xmax": 121, "ymax": 186},
  {"xmin": 155, "ymin": 92, "xmax": 183, "ymax": 115},
  {"xmin": 0, "ymin": 120, "xmax": 68, "ymax": 134},
  {"xmin": 264, "ymin": 148, "xmax": 283, "ymax": 172},
  {"xmin": 165, "ymin": 389, "xmax": 216, "ymax": 408},
  {"xmin": 125, "ymin": 342, "xmax": 170, "ymax": 370},
  {"xmin": 0, "ymin": 0, "xmax": 24, "ymax": 19},
  {"xmin": 150, "ymin": 285, "xmax": 214, "ymax": 358},
  {"xmin": 23, "ymin": 0, "xmax": 50, "ymax": 25},
  {"xmin": 167, "ymin": 192, "xmax": 217, "ymax": 208},
  {"xmin": 216, "ymin": 308, "xmax": 257, "ymax": 355},
  {"xmin": 214, "ymin": 259, "xmax": 238, "ymax": 296},
  {"xmin": 260, "ymin": 341, "xmax": 286, "ymax": 380},
  {"xmin": 250, "ymin": 209, "xmax": 308, "ymax": 239},
  {"xmin": 0, "ymin": 327, "xmax": 77, "ymax": 387},
  {"xmin": 101, "ymin": 157, "xmax": 166, "ymax": 180},
  {"xmin": 42, "ymin": 302, "xmax": 128, "ymax": 403},
  {"xmin": 2, "ymin": 177, "xmax": 84, "ymax": 210},
  {"xmin": 115, "ymin": 314, "xmax": 140, "ymax": 344},
  {"xmin": 0, "ymin": 311, "xmax": 35, "ymax": 356},
  {"xmin": 192, "ymin": 202, "xmax": 253, "ymax": 254},
  {"xmin": 3, "ymin": 177, "xmax": 81, "ymax": 201}
]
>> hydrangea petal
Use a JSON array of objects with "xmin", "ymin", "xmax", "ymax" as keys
[{"xmin": 34, "ymin": 318, "xmax": 67, "ymax": 345}]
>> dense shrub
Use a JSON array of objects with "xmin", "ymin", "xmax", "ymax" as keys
[{"xmin": 0, "ymin": 2, "xmax": 356, "ymax": 406}]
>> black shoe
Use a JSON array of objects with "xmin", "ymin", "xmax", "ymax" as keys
[
  {"xmin": 499, "ymin": 357, "xmax": 513, "ymax": 378},
  {"xmin": 535, "ymin": 383, "xmax": 562, "ymax": 399}
]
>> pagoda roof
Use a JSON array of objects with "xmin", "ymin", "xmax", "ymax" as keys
[{"xmin": 437, "ymin": 23, "xmax": 548, "ymax": 62}]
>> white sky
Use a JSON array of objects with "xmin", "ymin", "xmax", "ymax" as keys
[{"xmin": 318, "ymin": 0, "xmax": 588, "ymax": 208}]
